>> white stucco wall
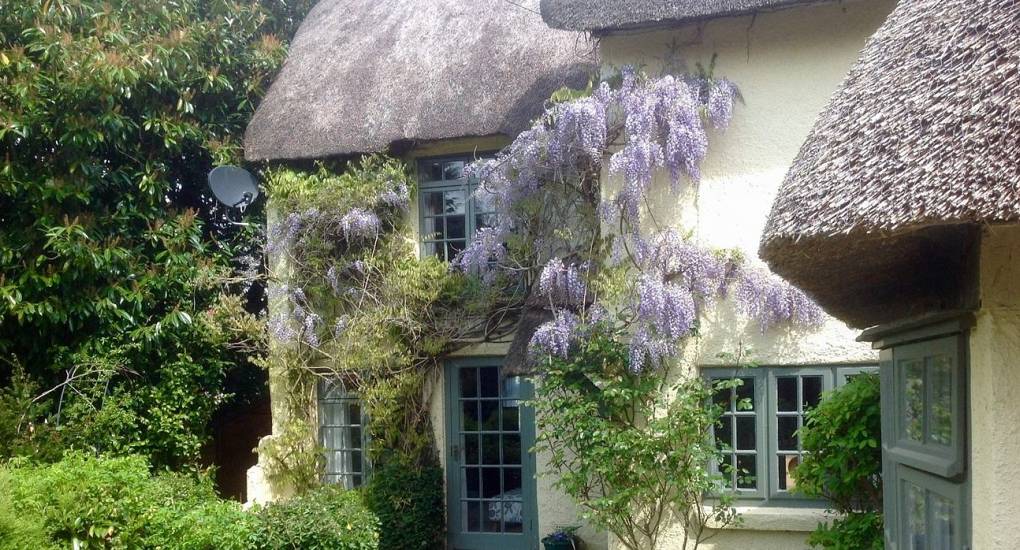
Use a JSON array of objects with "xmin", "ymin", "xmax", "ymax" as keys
[
  {"xmin": 596, "ymin": 1, "xmax": 894, "ymax": 547},
  {"xmin": 970, "ymin": 225, "xmax": 1020, "ymax": 550}
]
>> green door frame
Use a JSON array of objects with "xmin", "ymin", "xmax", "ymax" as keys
[{"xmin": 444, "ymin": 357, "xmax": 539, "ymax": 550}]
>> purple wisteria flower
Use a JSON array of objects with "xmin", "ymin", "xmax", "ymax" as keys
[
  {"xmin": 453, "ymin": 226, "xmax": 507, "ymax": 277},
  {"xmin": 707, "ymin": 79, "xmax": 740, "ymax": 130},
  {"xmin": 529, "ymin": 311, "xmax": 580, "ymax": 360},
  {"xmin": 339, "ymin": 208, "xmax": 381, "ymax": 240},
  {"xmin": 538, "ymin": 257, "xmax": 588, "ymax": 306},
  {"xmin": 735, "ymin": 267, "xmax": 824, "ymax": 333}
]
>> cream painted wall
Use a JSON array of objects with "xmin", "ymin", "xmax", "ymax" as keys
[
  {"xmin": 970, "ymin": 225, "xmax": 1020, "ymax": 550},
  {"xmin": 595, "ymin": 1, "xmax": 894, "ymax": 548}
]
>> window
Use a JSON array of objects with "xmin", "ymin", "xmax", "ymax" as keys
[
  {"xmin": 861, "ymin": 317, "xmax": 970, "ymax": 550},
  {"xmin": 318, "ymin": 380, "xmax": 368, "ymax": 489},
  {"xmin": 705, "ymin": 364, "xmax": 878, "ymax": 502},
  {"xmin": 418, "ymin": 155, "xmax": 497, "ymax": 262}
]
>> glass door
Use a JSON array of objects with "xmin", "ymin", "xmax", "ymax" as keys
[{"xmin": 446, "ymin": 360, "xmax": 538, "ymax": 550}]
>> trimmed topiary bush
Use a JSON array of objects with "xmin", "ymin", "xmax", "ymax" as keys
[
  {"xmin": 363, "ymin": 458, "xmax": 444, "ymax": 549},
  {"xmin": 794, "ymin": 373, "xmax": 883, "ymax": 549},
  {"xmin": 253, "ymin": 484, "xmax": 379, "ymax": 549}
]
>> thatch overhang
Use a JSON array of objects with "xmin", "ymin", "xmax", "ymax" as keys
[
  {"xmin": 539, "ymin": 0, "xmax": 843, "ymax": 32},
  {"xmin": 245, "ymin": 0, "xmax": 595, "ymax": 161},
  {"xmin": 759, "ymin": 0, "xmax": 1020, "ymax": 328}
]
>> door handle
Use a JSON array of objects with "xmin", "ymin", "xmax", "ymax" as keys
[{"xmin": 450, "ymin": 444, "xmax": 460, "ymax": 462}]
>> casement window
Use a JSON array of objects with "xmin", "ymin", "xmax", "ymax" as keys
[
  {"xmin": 861, "ymin": 317, "xmax": 971, "ymax": 550},
  {"xmin": 417, "ymin": 155, "xmax": 497, "ymax": 262},
  {"xmin": 704, "ymin": 364, "xmax": 878, "ymax": 502},
  {"xmin": 318, "ymin": 380, "xmax": 368, "ymax": 489}
]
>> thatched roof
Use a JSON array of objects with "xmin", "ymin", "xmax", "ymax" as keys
[
  {"xmin": 245, "ymin": 0, "xmax": 595, "ymax": 161},
  {"xmin": 760, "ymin": 0, "xmax": 1020, "ymax": 328},
  {"xmin": 540, "ymin": 0, "xmax": 837, "ymax": 31}
]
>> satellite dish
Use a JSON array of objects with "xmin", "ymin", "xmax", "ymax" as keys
[{"xmin": 208, "ymin": 165, "xmax": 259, "ymax": 209}]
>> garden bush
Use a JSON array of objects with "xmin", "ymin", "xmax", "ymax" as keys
[
  {"xmin": 253, "ymin": 484, "xmax": 379, "ymax": 550},
  {"xmin": 362, "ymin": 458, "xmax": 444, "ymax": 549},
  {"xmin": 0, "ymin": 452, "xmax": 381, "ymax": 549},
  {"xmin": 794, "ymin": 373, "xmax": 883, "ymax": 549}
]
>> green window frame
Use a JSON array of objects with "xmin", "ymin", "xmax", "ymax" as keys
[
  {"xmin": 318, "ymin": 380, "xmax": 369, "ymax": 489},
  {"xmin": 417, "ymin": 155, "xmax": 498, "ymax": 262},
  {"xmin": 705, "ymin": 364, "xmax": 878, "ymax": 504},
  {"xmin": 863, "ymin": 316, "xmax": 971, "ymax": 550}
]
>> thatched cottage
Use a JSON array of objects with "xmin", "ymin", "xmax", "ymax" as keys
[
  {"xmin": 238, "ymin": 0, "xmax": 989, "ymax": 547},
  {"xmin": 761, "ymin": 0, "xmax": 1020, "ymax": 548}
]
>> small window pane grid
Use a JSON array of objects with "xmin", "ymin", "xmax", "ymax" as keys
[
  {"xmin": 318, "ymin": 381, "xmax": 367, "ymax": 489},
  {"xmin": 706, "ymin": 364, "xmax": 877, "ymax": 503},
  {"xmin": 457, "ymin": 366, "xmax": 524, "ymax": 534},
  {"xmin": 418, "ymin": 156, "xmax": 498, "ymax": 263},
  {"xmin": 879, "ymin": 331, "xmax": 969, "ymax": 550}
]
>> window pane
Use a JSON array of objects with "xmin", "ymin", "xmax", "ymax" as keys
[
  {"xmin": 459, "ymin": 368, "xmax": 478, "ymax": 398},
  {"xmin": 462, "ymin": 401, "xmax": 480, "ymax": 431},
  {"xmin": 502, "ymin": 403, "xmax": 519, "ymax": 432},
  {"xmin": 905, "ymin": 481, "xmax": 927, "ymax": 550},
  {"xmin": 483, "ymin": 501, "xmax": 501, "ymax": 532},
  {"xmin": 482, "ymin": 467, "xmax": 501, "ymax": 498},
  {"xmin": 778, "ymin": 416, "xmax": 798, "ymax": 451},
  {"xmin": 474, "ymin": 190, "xmax": 497, "ymax": 213},
  {"xmin": 777, "ymin": 377, "xmax": 797, "ymax": 411},
  {"xmin": 503, "ymin": 467, "xmax": 522, "ymax": 494},
  {"xmin": 930, "ymin": 356, "xmax": 953, "ymax": 446},
  {"xmin": 736, "ymin": 378, "xmax": 755, "ymax": 410},
  {"xmin": 504, "ymin": 502, "xmax": 524, "ymax": 533},
  {"xmin": 715, "ymin": 417, "xmax": 733, "ymax": 449},
  {"xmin": 503, "ymin": 434, "xmax": 521, "ymax": 464},
  {"xmin": 712, "ymin": 383, "xmax": 732, "ymax": 411},
  {"xmin": 444, "ymin": 191, "xmax": 466, "ymax": 214},
  {"xmin": 423, "ymin": 241, "xmax": 442, "ymax": 259},
  {"xmin": 465, "ymin": 467, "xmax": 480, "ymax": 498},
  {"xmin": 778, "ymin": 454, "xmax": 800, "ymax": 491},
  {"xmin": 480, "ymin": 367, "xmax": 500, "ymax": 397},
  {"xmin": 482, "ymin": 434, "xmax": 500, "ymax": 464},
  {"xmin": 802, "ymin": 376, "xmax": 823, "ymax": 410},
  {"xmin": 443, "ymin": 161, "xmax": 465, "ymax": 180},
  {"xmin": 424, "ymin": 192, "xmax": 444, "ymax": 215},
  {"xmin": 735, "ymin": 416, "xmax": 755, "ymax": 451},
  {"xmin": 446, "ymin": 240, "xmax": 466, "ymax": 260},
  {"xmin": 447, "ymin": 215, "xmax": 466, "ymax": 239},
  {"xmin": 903, "ymin": 359, "xmax": 925, "ymax": 442},
  {"xmin": 736, "ymin": 455, "xmax": 756, "ymax": 489},
  {"xmin": 466, "ymin": 501, "xmax": 481, "ymax": 532},
  {"xmin": 464, "ymin": 434, "xmax": 479, "ymax": 465},
  {"xmin": 480, "ymin": 401, "xmax": 499, "ymax": 431},
  {"xmin": 930, "ymin": 493, "xmax": 955, "ymax": 550},
  {"xmin": 428, "ymin": 162, "xmax": 443, "ymax": 182},
  {"xmin": 476, "ymin": 213, "xmax": 496, "ymax": 230}
]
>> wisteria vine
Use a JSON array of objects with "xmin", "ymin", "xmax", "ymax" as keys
[{"xmin": 457, "ymin": 67, "xmax": 822, "ymax": 371}]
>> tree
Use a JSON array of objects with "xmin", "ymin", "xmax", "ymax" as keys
[{"xmin": 0, "ymin": 0, "xmax": 312, "ymax": 468}]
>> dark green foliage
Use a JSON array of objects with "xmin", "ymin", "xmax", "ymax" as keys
[
  {"xmin": 0, "ymin": 0, "xmax": 312, "ymax": 468},
  {"xmin": 807, "ymin": 512, "xmax": 884, "ymax": 550},
  {"xmin": 363, "ymin": 458, "xmax": 444, "ymax": 550},
  {"xmin": 254, "ymin": 484, "xmax": 380, "ymax": 550},
  {"xmin": 795, "ymin": 373, "xmax": 883, "ymax": 549}
]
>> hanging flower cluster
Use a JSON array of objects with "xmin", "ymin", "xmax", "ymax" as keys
[{"xmin": 456, "ymin": 67, "xmax": 821, "ymax": 369}]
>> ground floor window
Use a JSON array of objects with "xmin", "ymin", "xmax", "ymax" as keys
[
  {"xmin": 318, "ymin": 380, "xmax": 368, "ymax": 488},
  {"xmin": 704, "ymin": 364, "xmax": 877, "ymax": 502}
]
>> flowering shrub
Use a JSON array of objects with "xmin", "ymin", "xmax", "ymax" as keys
[{"xmin": 459, "ymin": 66, "xmax": 822, "ymax": 372}]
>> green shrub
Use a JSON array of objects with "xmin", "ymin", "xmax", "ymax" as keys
[
  {"xmin": 254, "ymin": 484, "xmax": 380, "ymax": 549},
  {"xmin": 794, "ymin": 373, "xmax": 883, "ymax": 549},
  {"xmin": 363, "ymin": 459, "xmax": 444, "ymax": 549},
  {"xmin": 0, "ymin": 452, "xmax": 256, "ymax": 549}
]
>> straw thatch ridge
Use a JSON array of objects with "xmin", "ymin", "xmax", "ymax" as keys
[
  {"xmin": 759, "ymin": 0, "xmax": 1020, "ymax": 327},
  {"xmin": 245, "ymin": 0, "xmax": 595, "ymax": 161},
  {"xmin": 540, "ymin": 0, "xmax": 835, "ymax": 31}
]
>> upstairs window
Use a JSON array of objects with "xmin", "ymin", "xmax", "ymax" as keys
[
  {"xmin": 418, "ymin": 156, "xmax": 497, "ymax": 262},
  {"xmin": 705, "ymin": 364, "xmax": 878, "ymax": 502}
]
